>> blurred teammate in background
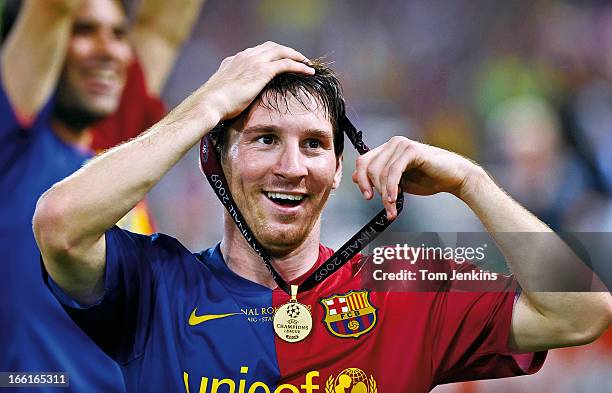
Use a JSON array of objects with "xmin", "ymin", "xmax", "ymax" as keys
[{"xmin": 0, "ymin": 0, "xmax": 203, "ymax": 391}]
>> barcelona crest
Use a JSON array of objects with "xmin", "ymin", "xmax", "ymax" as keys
[{"xmin": 320, "ymin": 290, "xmax": 377, "ymax": 339}]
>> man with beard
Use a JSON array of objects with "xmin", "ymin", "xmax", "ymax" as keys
[{"xmin": 34, "ymin": 42, "xmax": 610, "ymax": 392}]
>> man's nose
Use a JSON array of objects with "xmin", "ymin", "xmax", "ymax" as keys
[
  {"xmin": 92, "ymin": 30, "xmax": 125, "ymax": 60},
  {"xmin": 274, "ymin": 142, "xmax": 308, "ymax": 180}
]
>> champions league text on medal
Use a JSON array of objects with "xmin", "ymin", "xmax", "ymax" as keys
[{"xmin": 370, "ymin": 243, "xmax": 500, "ymax": 282}]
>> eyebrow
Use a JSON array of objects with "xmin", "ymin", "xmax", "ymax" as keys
[
  {"xmin": 242, "ymin": 124, "xmax": 333, "ymax": 139},
  {"xmin": 73, "ymin": 17, "xmax": 129, "ymax": 31}
]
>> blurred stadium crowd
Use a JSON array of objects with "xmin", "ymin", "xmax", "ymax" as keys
[
  {"xmin": 151, "ymin": 0, "xmax": 612, "ymax": 248},
  {"xmin": 2, "ymin": 0, "xmax": 610, "ymax": 392}
]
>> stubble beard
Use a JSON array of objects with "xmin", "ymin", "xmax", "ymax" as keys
[
  {"xmin": 247, "ymin": 189, "xmax": 330, "ymax": 257},
  {"xmin": 53, "ymin": 75, "xmax": 121, "ymax": 130}
]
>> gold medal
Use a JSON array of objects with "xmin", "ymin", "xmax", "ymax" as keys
[{"xmin": 273, "ymin": 285, "xmax": 312, "ymax": 343}]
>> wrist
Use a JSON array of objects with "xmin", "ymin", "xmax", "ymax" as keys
[
  {"xmin": 163, "ymin": 93, "xmax": 223, "ymax": 135},
  {"xmin": 455, "ymin": 164, "xmax": 493, "ymax": 205},
  {"xmin": 199, "ymin": 91, "xmax": 226, "ymax": 125}
]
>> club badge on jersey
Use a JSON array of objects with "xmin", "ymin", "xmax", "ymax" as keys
[{"xmin": 321, "ymin": 290, "xmax": 377, "ymax": 339}]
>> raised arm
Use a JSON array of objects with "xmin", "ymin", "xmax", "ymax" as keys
[
  {"xmin": 33, "ymin": 42, "xmax": 313, "ymax": 304},
  {"xmin": 352, "ymin": 136, "xmax": 611, "ymax": 352},
  {"xmin": 129, "ymin": 0, "xmax": 206, "ymax": 95},
  {"xmin": 458, "ymin": 169, "xmax": 611, "ymax": 351},
  {"xmin": 1, "ymin": 0, "xmax": 82, "ymax": 121}
]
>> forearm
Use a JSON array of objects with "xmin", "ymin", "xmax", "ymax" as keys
[
  {"xmin": 356, "ymin": 135, "xmax": 609, "ymax": 349},
  {"xmin": 1, "ymin": 0, "xmax": 82, "ymax": 120},
  {"xmin": 35, "ymin": 104, "xmax": 219, "ymax": 255},
  {"xmin": 130, "ymin": 0, "xmax": 205, "ymax": 94},
  {"xmin": 458, "ymin": 168, "xmax": 550, "ymax": 233},
  {"xmin": 35, "ymin": 42, "xmax": 313, "ymax": 300},
  {"xmin": 33, "ymin": 100, "xmax": 217, "ymax": 304},
  {"xmin": 459, "ymin": 169, "xmax": 610, "ymax": 342}
]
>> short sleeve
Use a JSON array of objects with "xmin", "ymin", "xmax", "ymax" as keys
[
  {"xmin": 361, "ymin": 244, "xmax": 547, "ymax": 384},
  {"xmin": 44, "ymin": 226, "xmax": 184, "ymax": 364},
  {"xmin": 432, "ymin": 287, "xmax": 547, "ymax": 384},
  {"xmin": 90, "ymin": 59, "xmax": 166, "ymax": 151}
]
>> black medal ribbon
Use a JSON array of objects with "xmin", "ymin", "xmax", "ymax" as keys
[{"xmin": 199, "ymin": 114, "xmax": 404, "ymax": 295}]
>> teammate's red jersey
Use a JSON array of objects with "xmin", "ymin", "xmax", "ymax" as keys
[{"xmin": 92, "ymin": 59, "xmax": 165, "ymax": 235}]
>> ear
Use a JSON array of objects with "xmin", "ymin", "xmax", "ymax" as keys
[{"xmin": 332, "ymin": 155, "xmax": 343, "ymax": 189}]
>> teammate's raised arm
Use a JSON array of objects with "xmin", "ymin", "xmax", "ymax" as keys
[
  {"xmin": 130, "ymin": 0, "xmax": 206, "ymax": 95},
  {"xmin": 33, "ymin": 42, "xmax": 314, "ymax": 304},
  {"xmin": 352, "ymin": 136, "xmax": 611, "ymax": 352},
  {"xmin": 1, "ymin": 0, "xmax": 82, "ymax": 121}
]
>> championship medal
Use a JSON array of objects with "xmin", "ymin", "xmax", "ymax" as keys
[{"xmin": 273, "ymin": 285, "xmax": 313, "ymax": 343}]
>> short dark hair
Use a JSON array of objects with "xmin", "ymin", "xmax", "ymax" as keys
[{"xmin": 209, "ymin": 59, "xmax": 345, "ymax": 158}]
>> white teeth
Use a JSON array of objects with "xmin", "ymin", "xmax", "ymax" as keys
[
  {"xmin": 266, "ymin": 192, "xmax": 304, "ymax": 201},
  {"xmin": 88, "ymin": 69, "xmax": 116, "ymax": 81}
]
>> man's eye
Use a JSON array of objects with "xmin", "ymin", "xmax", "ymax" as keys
[
  {"xmin": 73, "ymin": 23, "xmax": 96, "ymax": 36},
  {"xmin": 114, "ymin": 27, "xmax": 128, "ymax": 40},
  {"xmin": 257, "ymin": 135, "xmax": 275, "ymax": 145},
  {"xmin": 306, "ymin": 139, "xmax": 321, "ymax": 149}
]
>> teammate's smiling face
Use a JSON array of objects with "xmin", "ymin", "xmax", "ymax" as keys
[
  {"xmin": 56, "ymin": 0, "xmax": 132, "ymax": 121},
  {"xmin": 223, "ymin": 93, "xmax": 342, "ymax": 255}
]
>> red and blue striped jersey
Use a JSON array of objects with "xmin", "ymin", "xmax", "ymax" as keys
[{"xmin": 46, "ymin": 226, "xmax": 546, "ymax": 393}]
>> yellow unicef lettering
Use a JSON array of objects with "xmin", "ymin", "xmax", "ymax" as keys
[
  {"xmin": 273, "ymin": 384, "xmax": 299, "ymax": 393},
  {"xmin": 199, "ymin": 377, "xmax": 209, "ymax": 393},
  {"xmin": 183, "ymin": 371, "xmax": 209, "ymax": 393},
  {"xmin": 238, "ymin": 366, "xmax": 249, "ymax": 393},
  {"xmin": 183, "ymin": 372, "xmax": 190, "ymax": 393},
  {"xmin": 212, "ymin": 378, "xmax": 236, "ymax": 393},
  {"xmin": 301, "ymin": 371, "xmax": 319, "ymax": 393},
  {"xmin": 247, "ymin": 382, "xmax": 271, "ymax": 393}
]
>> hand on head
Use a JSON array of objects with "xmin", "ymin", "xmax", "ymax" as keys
[{"xmin": 165, "ymin": 42, "xmax": 315, "ymax": 130}]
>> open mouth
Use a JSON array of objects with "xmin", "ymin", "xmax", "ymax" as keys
[
  {"xmin": 82, "ymin": 68, "xmax": 121, "ymax": 94},
  {"xmin": 87, "ymin": 68, "xmax": 117, "ymax": 81},
  {"xmin": 265, "ymin": 192, "xmax": 306, "ymax": 207}
]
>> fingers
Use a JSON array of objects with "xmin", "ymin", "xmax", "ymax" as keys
[
  {"xmin": 370, "ymin": 138, "xmax": 410, "ymax": 219},
  {"xmin": 352, "ymin": 137, "xmax": 420, "ymax": 220},
  {"xmin": 270, "ymin": 58, "xmax": 315, "ymax": 76},
  {"xmin": 209, "ymin": 42, "xmax": 314, "ymax": 120},
  {"xmin": 352, "ymin": 143, "xmax": 398, "ymax": 220},
  {"xmin": 259, "ymin": 42, "xmax": 310, "ymax": 63},
  {"xmin": 353, "ymin": 143, "xmax": 391, "ymax": 200},
  {"xmin": 257, "ymin": 42, "xmax": 313, "ymax": 75},
  {"xmin": 383, "ymin": 139, "xmax": 422, "ymax": 216},
  {"xmin": 231, "ymin": 42, "xmax": 314, "ymax": 77},
  {"xmin": 352, "ymin": 156, "xmax": 374, "ymax": 200},
  {"xmin": 239, "ymin": 41, "xmax": 310, "ymax": 65},
  {"xmin": 381, "ymin": 156, "xmax": 403, "ymax": 219},
  {"xmin": 366, "ymin": 144, "xmax": 400, "ymax": 215}
]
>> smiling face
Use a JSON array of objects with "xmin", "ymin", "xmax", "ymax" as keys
[
  {"xmin": 55, "ymin": 0, "xmax": 132, "ymax": 123},
  {"xmin": 223, "ymin": 93, "xmax": 342, "ymax": 256}
]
